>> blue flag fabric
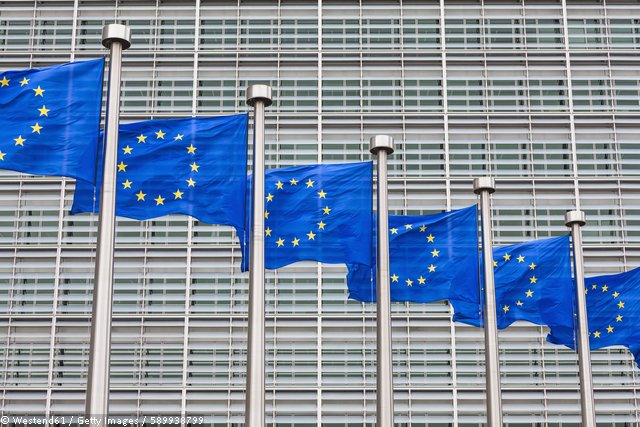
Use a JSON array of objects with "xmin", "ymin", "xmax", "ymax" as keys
[
  {"xmin": 346, "ymin": 206, "xmax": 482, "ymax": 324},
  {"xmin": 0, "ymin": 59, "xmax": 104, "ymax": 183},
  {"xmin": 547, "ymin": 267, "xmax": 640, "ymax": 364},
  {"xmin": 240, "ymin": 162, "xmax": 373, "ymax": 271},
  {"xmin": 453, "ymin": 235, "xmax": 574, "ymax": 330},
  {"xmin": 71, "ymin": 114, "xmax": 248, "ymax": 228}
]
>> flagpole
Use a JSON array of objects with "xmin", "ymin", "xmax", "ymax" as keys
[
  {"xmin": 85, "ymin": 24, "xmax": 131, "ymax": 418},
  {"xmin": 473, "ymin": 177, "xmax": 503, "ymax": 426},
  {"xmin": 564, "ymin": 210, "xmax": 596, "ymax": 426},
  {"xmin": 245, "ymin": 84, "xmax": 272, "ymax": 427},
  {"xmin": 370, "ymin": 135, "xmax": 395, "ymax": 426}
]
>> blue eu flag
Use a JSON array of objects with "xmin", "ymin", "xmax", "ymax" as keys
[
  {"xmin": 454, "ymin": 235, "xmax": 574, "ymax": 330},
  {"xmin": 72, "ymin": 114, "xmax": 248, "ymax": 228},
  {"xmin": 547, "ymin": 267, "xmax": 640, "ymax": 364},
  {"xmin": 0, "ymin": 59, "xmax": 104, "ymax": 183},
  {"xmin": 240, "ymin": 162, "xmax": 373, "ymax": 271},
  {"xmin": 346, "ymin": 206, "xmax": 482, "ymax": 324}
]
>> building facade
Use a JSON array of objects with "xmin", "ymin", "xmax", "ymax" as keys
[{"xmin": 0, "ymin": 0, "xmax": 640, "ymax": 424}]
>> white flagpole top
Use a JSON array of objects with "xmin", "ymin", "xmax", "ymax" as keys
[
  {"xmin": 369, "ymin": 135, "xmax": 394, "ymax": 155},
  {"xmin": 473, "ymin": 176, "xmax": 496, "ymax": 194},
  {"xmin": 102, "ymin": 24, "xmax": 131, "ymax": 50},
  {"xmin": 565, "ymin": 210, "xmax": 586, "ymax": 227},
  {"xmin": 246, "ymin": 84, "xmax": 273, "ymax": 107}
]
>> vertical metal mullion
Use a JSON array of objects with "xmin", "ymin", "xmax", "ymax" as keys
[
  {"xmin": 316, "ymin": 1, "xmax": 323, "ymax": 424},
  {"xmin": 45, "ymin": 178, "xmax": 67, "ymax": 419},
  {"xmin": 440, "ymin": 0, "xmax": 451, "ymax": 210}
]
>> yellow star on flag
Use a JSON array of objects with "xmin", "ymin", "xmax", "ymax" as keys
[
  {"xmin": 38, "ymin": 105, "xmax": 49, "ymax": 116},
  {"xmin": 503, "ymin": 253, "xmax": 511, "ymax": 261},
  {"xmin": 265, "ymin": 228, "xmax": 272, "ymax": 236},
  {"xmin": 289, "ymin": 178, "xmax": 298, "ymax": 185},
  {"xmin": 418, "ymin": 276, "xmax": 426, "ymax": 285},
  {"xmin": 174, "ymin": 134, "xmax": 183, "ymax": 141},
  {"xmin": 317, "ymin": 221, "xmax": 326, "ymax": 230},
  {"xmin": 526, "ymin": 289, "xmax": 533, "ymax": 297},
  {"xmin": 390, "ymin": 228, "xmax": 398, "ymax": 234},
  {"xmin": 391, "ymin": 274, "xmax": 399, "ymax": 282},
  {"xmin": 190, "ymin": 162, "xmax": 200, "ymax": 172},
  {"xmin": 0, "ymin": 76, "xmax": 9, "ymax": 87},
  {"xmin": 419, "ymin": 225, "xmax": 426, "ymax": 232},
  {"xmin": 266, "ymin": 193, "xmax": 274, "ymax": 202},
  {"xmin": 0, "ymin": 151, "xmax": 5, "ymax": 160},
  {"xmin": 135, "ymin": 190, "xmax": 146, "ymax": 201},
  {"xmin": 186, "ymin": 178, "xmax": 196, "ymax": 187},
  {"xmin": 616, "ymin": 315, "xmax": 623, "ymax": 322},
  {"xmin": 517, "ymin": 255, "xmax": 525, "ymax": 262},
  {"xmin": 264, "ymin": 210, "xmax": 269, "ymax": 219},
  {"xmin": 428, "ymin": 264, "xmax": 436, "ymax": 273},
  {"xmin": 606, "ymin": 325, "xmax": 614, "ymax": 333},
  {"xmin": 31, "ymin": 122, "xmax": 43, "ymax": 134},
  {"xmin": 154, "ymin": 195, "xmax": 165, "ymax": 205},
  {"xmin": 122, "ymin": 145, "xmax": 133, "ymax": 154},
  {"xmin": 292, "ymin": 237, "xmax": 300, "ymax": 247},
  {"xmin": 317, "ymin": 190, "xmax": 326, "ymax": 198},
  {"xmin": 405, "ymin": 224, "xmax": 412, "ymax": 229},
  {"xmin": 529, "ymin": 262, "xmax": 536, "ymax": 270},
  {"xmin": 14, "ymin": 136, "xmax": 25, "ymax": 146},
  {"xmin": 592, "ymin": 284, "xmax": 597, "ymax": 290},
  {"xmin": 618, "ymin": 301, "xmax": 625, "ymax": 309},
  {"xmin": 19, "ymin": 77, "xmax": 29, "ymax": 86},
  {"xmin": 426, "ymin": 234, "xmax": 435, "ymax": 243},
  {"xmin": 117, "ymin": 161, "xmax": 127, "ymax": 172},
  {"xmin": 323, "ymin": 206, "xmax": 331, "ymax": 215},
  {"xmin": 613, "ymin": 291, "xmax": 620, "ymax": 298},
  {"xmin": 516, "ymin": 300, "xmax": 523, "ymax": 306},
  {"xmin": 602, "ymin": 285, "xmax": 608, "ymax": 292},
  {"xmin": 186, "ymin": 144, "xmax": 196, "ymax": 154},
  {"xmin": 493, "ymin": 260, "xmax": 498, "ymax": 267},
  {"xmin": 276, "ymin": 238, "xmax": 285, "ymax": 247},
  {"xmin": 593, "ymin": 331, "xmax": 601, "ymax": 338},
  {"xmin": 305, "ymin": 179, "xmax": 314, "ymax": 188},
  {"xmin": 503, "ymin": 305, "xmax": 510, "ymax": 313},
  {"xmin": 173, "ymin": 189, "xmax": 184, "ymax": 199},
  {"xmin": 137, "ymin": 134, "xmax": 147, "ymax": 143},
  {"xmin": 307, "ymin": 230, "xmax": 316, "ymax": 240},
  {"xmin": 155, "ymin": 130, "xmax": 165, "ymax": 139},
  {"xmin": 33, "ymin": 85, "xmax": 45, "ymax": 96},
  {"xmin": 276, "ymin": 181, "xmax": 284, "ymax": 190},
  {"xmin": 431, "ymin": 249, "xmax": 440, "ymax": 257},
  {"xmin": 406, "ymin": 278, "xmax": 413, "ymax": 287},
  {"xmin": 122, "ymin": 180, "xmax": 132, "ymax": 189},
  {"xmin": 530, "ymin": 276, "xmax": 537, "ymax": 284}
]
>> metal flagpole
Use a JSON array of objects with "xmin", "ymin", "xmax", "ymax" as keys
[
  {"xmin": 564, "ymin": 210, "xmax": 596, "ymax": 426},
  {"xmin": 473, "ymin": 177, "xmax": 503, "ymax": 427},
  {"xmin": 245, "ymin": 85, "xmax": 272, "ymax": 427},
  {"xmin": 85, "ymin": 24, "xmax": 131, "ymax": 418},
  {"xmin": 370, "ymin": 135, "xmax": 395, "ymax": 426}
]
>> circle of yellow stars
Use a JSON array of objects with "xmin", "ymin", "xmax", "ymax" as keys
[
  {"xmin": 584, "ymin": 283, "xmax": 623, "ymax": 340},
  {"xmin": 118, "ymin": 129, "xmax": 196, "ymax": 205},
  {"xmin": 496, "ymin": 252, "xmax": 538, "ymax": 314},
  {"xmin": 389, "ymin": 223, "xmax": 439, "ymax": 288},
  {"xmin": 266, "ymin": 177, "xmax": 328, "ymax": 248},
  {"xmin": 0, "ymin": 73, "xmax": 49, "ymax": 162}
]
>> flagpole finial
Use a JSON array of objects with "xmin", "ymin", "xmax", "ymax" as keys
[
  {"xmin": 369, "ymin": 135, "xmax": 394, "ymax": 155},
  {"xmin": 246, "ymin": 84, "xmax": 272, "ymax": 107},
  {"xmin": 473, "ymin": 176, "xmax": 495, "ymax": 194},
  {"xmin": 102, "ymin": 24, "xmax": 131, "ymax": 50},
  {"xmin": 565, "ymin": 210, "xmax": 586, "ymax": 227}
]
